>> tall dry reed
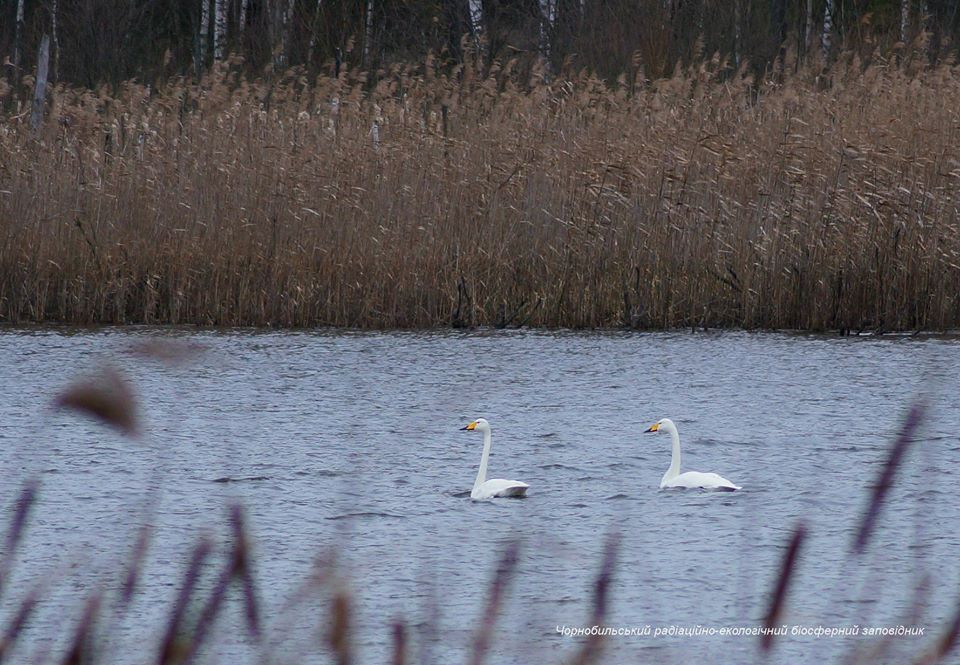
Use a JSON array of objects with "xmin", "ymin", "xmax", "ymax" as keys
[{"xmin": 1, "ymin": 54, "xmax": 959, "ymax": 330}]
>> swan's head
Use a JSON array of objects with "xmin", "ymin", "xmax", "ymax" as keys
[
  {"xmin": 644, "ymin": 418, "xmax": 676, "ymax": 434},
  {"xmin": 460, "ymin": 418, "xmax": 491, "ymax": 432}
]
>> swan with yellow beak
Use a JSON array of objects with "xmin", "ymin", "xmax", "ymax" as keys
[
  {"xmin": 645, "ymin": 418, "xmax": 740, "ymax": 491},
  {"xmin": 460, "ymin": 418, "xmax": 529, "ymax": 499}
]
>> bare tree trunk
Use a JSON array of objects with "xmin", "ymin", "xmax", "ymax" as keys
[
  {"xmin": 307, "ymin": 0, "xmax": 324, "ymax": 65},
  {"xmin": 31, "ymin": 34, "xmax": 50, "ymax": 131},
  {"xmin": 734, "ymin": 0, "xmax": 742, "ymax": 68},
  {"xmin": 364, "ymin": 0, "xmax": 374, "ymax": 68},
  {"xmin": 271, "ymin": 0, "xmax": 296, "ymax": 68},
  {"xmin": 278, "ymin": 0, "xmax": 297, "ymax": 68},
  {"xmin": 199, "ymin": 0, "xmax": 210, "ymax": 66},
  {"xmin": 804, "ymin": 0, "xmax": 813, "ymax": 60},
  {"xmin": 13, "ymin": 0, "xmax": 26, "ymax": 73},
  {"xmin": 773, "ymin": 0, "xmax": 787, "ymax": 80},
  {"xmin": 239, "ymin": 0, "xmax": 249, "ymax": 37},
  {"xmin": 552, "ymin": 0, "xmax": 580, "ymax": 70},
  {"xmin": 821, "ymin": 0, "xmax": 834, "ymax": 64},
  {"xmin": 214, "ymin": 0, "xmax": 227, "ymax": 60}
]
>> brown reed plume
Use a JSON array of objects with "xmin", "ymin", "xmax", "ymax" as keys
[
  {"xmin": 1, "ymin": 53, "xmax": 959, "ymax": 330},
  {"xmin": 54, "ymin": 367, "xmax": 139, "ymax": 437}
]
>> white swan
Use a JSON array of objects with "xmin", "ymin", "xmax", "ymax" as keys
[
  {"xmin": 645, "ymin": 418, "xmax": 741, "ymax": 491},
  {"xmin": 461, "ymin": 418, "xmax": 529, "ymax": 499}
]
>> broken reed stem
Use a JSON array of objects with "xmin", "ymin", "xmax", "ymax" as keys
[
  {"xmin": 569, "ymin": 532, "xmax": 619, "ymax": 665},
  {"xmin": 853, "ymin": 400, "xmax": 926, "ymax": 555},
  {"xmin": 173, "ymin": 505, "xmax": 261, "ymax": 665},
  {"xmin": 912, "ymin": 589, "xmax": 960, "ymax": 665},
  {"xmin": 469, "ymin": 541, "xmax": 520, "ymax": 665},
  {"xmin": 120, "ymin": 522, "xmax": 153, "ymax": 608},
  {"xmin": 0, "ymin": 480, "xmax": 38, "ymax": 601},
  {"xmin": 760, "ymin": 522, "xmax": 807, "ymax": 652},
  {"xmin": 0, "ymin": 584, "xmax": 42, "ymax": 662},
  {"xmin": 2, "ymin": 55, "xmax": 959, "ymax": 330},
  {"xmin": 60, "ymin": 593, "xmax": 101, "ymax": 665},
  {"xmin": 391, "ymin": 620, "xmax": 406, "ymax": 665},
  {"xmin": 228, "ymin": 504, "xmax": 260, "ymax": 639},
  {"xmin": 328, "ymin": 586, "xmax": 352, "ymax": 665},
  {"xmin": 157, "ymin": 537, "xmax": 213, "ymax": 665}
]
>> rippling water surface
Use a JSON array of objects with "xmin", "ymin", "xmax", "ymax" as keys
[{"xmin": 1, "ymin": 328, "xmax": 958, "ymax": 664}]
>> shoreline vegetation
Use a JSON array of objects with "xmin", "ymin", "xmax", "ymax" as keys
[{"xmin": 2, "ymin": 54, "xmax": 959, "ymax": 331}]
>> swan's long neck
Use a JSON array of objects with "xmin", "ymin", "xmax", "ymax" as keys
[
  {"xmin": 474, "ymin": 428, "xmax": 492, "ymax": 491},
  {"xmin": 665, "ymin": 424, "xmax": 682, "ymax": 480}
]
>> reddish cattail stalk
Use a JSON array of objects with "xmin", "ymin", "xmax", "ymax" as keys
[
  {"xmin": 760, "ymin": 522, "xmax": 807, "ymax": 652},
  {"xmin": 853, "ymin": 400, "xmax": 926, "ymax": 555},
  {"xmin": 469, "ymin": 541, "xmax": 520, "ymax": 665}
]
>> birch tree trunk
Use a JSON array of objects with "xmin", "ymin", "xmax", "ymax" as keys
[
  {"xmin": 31, "ymin": 34, "xmax": 50, "ymax": 131},
  {"xmin": 538, "ymin": 0, "xmax": 553, "ymax": 74},
  {"xmin": 214, "ymin": 0, "xmax": 227, "ymax": 60},
  {"xmin": 467, "ymin": 0, "xmax": 484, "ymax": 56},
  {"xmin": 468, "ymin": 0, "xmax": 484, "ymax": 35},
  {"xmin": 307, "ymin": 0, "xmax": 324, "ymax": 65},
  {"xmin": 239, "ymin": 0, "xmax": 249, "ymax": 38},
  {"xmin": 901, "ymin": 0, "xmax": 910, "ymax": 43},
  {"xmin": 364, "ymin": 0, "xmax": 375, "ymax": 68},
  {"xmin": 821, "ymin": 0, "xmax": 834, "ymax": 64},
  {"xmin": 13, "ymin": 0, "xmax": 26, "ymax": 72},
  {"xmin": 275, "ymin": 0, "xmax": 297, "ymax": 68},
  {"xmin": 51, "ymin": 0, "xmax": 59, "ymax": 81}
]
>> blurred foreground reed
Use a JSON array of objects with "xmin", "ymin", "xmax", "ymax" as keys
[{"xmin": 1, "ymin": 53, "xmax": 959, "ymax": 330}]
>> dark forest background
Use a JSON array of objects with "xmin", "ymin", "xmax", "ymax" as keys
[{"xmin": 2, "ymin": 0, "xmax": 959, "ymax": 89}]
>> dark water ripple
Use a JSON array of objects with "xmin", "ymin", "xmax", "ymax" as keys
[{"xmin": 0, "ymin": 328, "xmax": 958, "ymax": 664}]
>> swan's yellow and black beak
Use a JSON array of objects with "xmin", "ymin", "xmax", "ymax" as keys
[
  {"xmin": 644, "ymin": 423, "xmax": 660, "ymax": 433},
  {"xmin": 461, "ymin": 421, "xmax": 478, "ymax": 431}
]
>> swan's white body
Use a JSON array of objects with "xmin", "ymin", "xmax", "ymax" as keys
[
  {"xmin": 646, "ymin": 418, "xmax": 740, "ymax": 491},
  {"xmin": 462, "ymin": 419, "xmax": 529, "ymax": 500}
]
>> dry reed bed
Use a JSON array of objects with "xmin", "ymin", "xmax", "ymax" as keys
[{"xmin": 1, "ymin": 55, "xmax": 959, "ymax": 329}]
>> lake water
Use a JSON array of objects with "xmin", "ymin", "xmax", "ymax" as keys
[{"xmin": 1, "ymin": 328, "xmax": 958, "ymax": 664}]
